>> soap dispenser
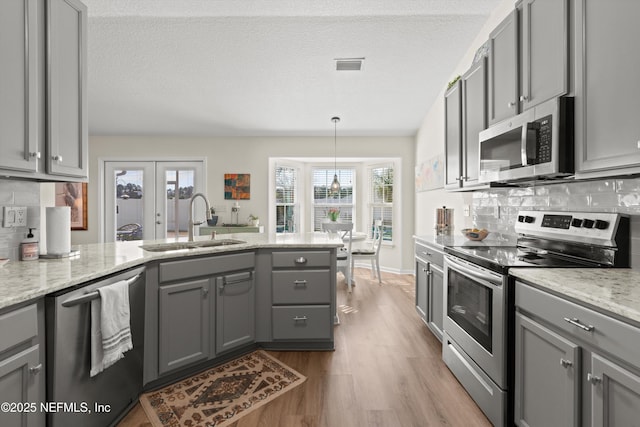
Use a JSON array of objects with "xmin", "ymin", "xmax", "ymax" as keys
[{"xmin": 20, "ymin": 228, "xmax": 39, "ymax": 261}]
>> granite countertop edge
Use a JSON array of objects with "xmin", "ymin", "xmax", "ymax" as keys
[
  {"xmin": 510, "ymin": 268, "xmax": 640, "ymax": 326},
  {"xmin": 0, "ymin": 232, "xmax": 343, "ymax": 311}
]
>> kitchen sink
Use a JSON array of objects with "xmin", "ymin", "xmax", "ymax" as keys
[{"xmin": 140, "ymin": 239, "xmax": 246, "ymax": 252}]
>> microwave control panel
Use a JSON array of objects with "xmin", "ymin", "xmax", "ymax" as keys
[{"xmin": 535, "ymin": 115, "xmax": 553, "ymax": 164}]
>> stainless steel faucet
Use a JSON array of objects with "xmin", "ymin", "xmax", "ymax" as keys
[{"xmin": 188, "ymin": 193, "xmax": 211, "ymax": 241}]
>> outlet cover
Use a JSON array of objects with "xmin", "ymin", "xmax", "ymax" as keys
[
  {"xmin": 3, "ymin": 206, "xmax": 27, "ymax": 227},
  {"xmin": 463, "ymin": 205, "xmax": 470, "ymax": 217}
]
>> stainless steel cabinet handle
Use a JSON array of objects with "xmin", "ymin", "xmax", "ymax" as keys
[
  {"xmin": 29, "ymin": 364, "xmax": 42, "ymax": 375},
  {"xmin": 421, "ymin": 251, "xmax": 432, "ymax": 257},
  {"xmin": 422, "ymin": 268, "xmax": 428, "ymax": 272},
  {"xmin": 508, "ymin": 101, "xmax": 516, "ymax": 108},
  {"xmin": 293, "ymin": 280, "xmax": 307, "ymax": 286},
  {"xmin": 53, "ymin": 155, "xmax": 63, "ymax": 162},
  {"xmin": 426, "ymin": 270, "xmax": 432, "ymax": 276},
  {"xmin": 563, "ymin": 317, "xmax": 595, "ymax": 332},
  {"xmin": 202, "ymin": 288, "xmax": 209, "ymax": 297},
  {"xmin": 587, "ymin": 373, "xmax": 602, "ymax": 385},
  {"xmin": 293, "ymin": 316, "xmax": 308, "ymax": 322},
  {"xmin": 520, "ymin": 95, "xmax": 528, "ymax": 102},
  {"xmin": 156, "ymin": 220, "xmax": 162, "ymax": 224},
  {"xmin": 560, "ymin": 358, "xmax": 573, "ymax": 368},
  {"xmin": 29, "ymin": 151, "xmax": 41, "ymax": 159},
  {"xmin": 295, "ymin": 257, "xmax": 307, "ymax": 264}
]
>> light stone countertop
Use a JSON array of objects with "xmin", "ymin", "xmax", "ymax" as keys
[
  {"xmin": 0, "ymin": 232, "xmax": 343, "ymax": 311},
  {"xmin": 510, "ymin": 268, "xmax": 640, "ymax": 326}
]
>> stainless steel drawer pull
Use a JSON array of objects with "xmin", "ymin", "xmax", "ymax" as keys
[
  {"xmin": 295, "ymin": 257, "xmax": 307, "ymax": 264},
  {"xmin": 563, "ymin": 317, "xmax": 595, "ymax": 332},
  {"xmin": 29, "ymin": 364, "xmax": 42, "ymax": 375},
  {"xmin": 587, "ymin": 373, "xmax": 602, "ymax": 385},
  {"xmin": 293, "ymin": 316, "xmax": 308, "ymax": 322},
  {"xmin": 422, "ymin": 268, "xmax": 428, "ymax": 272},
  {"xmin": 560, "ymin": 358, "xmax": 573, "ymax": 368},
  {"xmin": 421, "ymin": 251, "xmax": 432, "ymax": 257},
  {"xmin": 293, "ymin": 280, "xmax": 308, "ymax": 286}
]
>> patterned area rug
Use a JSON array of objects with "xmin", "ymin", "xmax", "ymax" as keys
[{"xmin": 139, "ymin": 350, "xmax": 306, "ymax": 427}]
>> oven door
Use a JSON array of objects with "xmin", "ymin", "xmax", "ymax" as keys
[{"xmin": 444, "ymin": 255, "xmax": 506, "ymax": 387}]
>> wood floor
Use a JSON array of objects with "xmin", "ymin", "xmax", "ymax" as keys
[{"xmin": 118, "ymin": 268, "xmax": 491, "ymax": 427}]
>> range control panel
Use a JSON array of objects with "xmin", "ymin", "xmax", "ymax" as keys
[{"xmin": 515, "ymin": 210, "xmax": 625, "ymax": 246}]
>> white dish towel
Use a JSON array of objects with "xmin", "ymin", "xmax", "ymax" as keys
[{"xmin": 90, "ymin": 280, "xmax": 133, "ymax": 377}]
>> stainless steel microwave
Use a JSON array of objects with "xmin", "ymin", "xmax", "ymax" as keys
[{"xmin": 478, "ymin": 97, "xmax": 573, "ymax": 183}]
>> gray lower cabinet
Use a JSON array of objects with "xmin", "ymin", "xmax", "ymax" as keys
[
  {"xmin": 414, "ymin": 241, "xmax": 444, "ymax": 341},
  {"xmin": 575, "ymin": 0, "xmax": 640, "ymax": 178},
  {"xmin": 215, "ymin": 271, "xmax": 255, "ymax": 354},
  {"xmin": 514, "ymin": 312, "xmax": 580, "ymax": 427},
  {"xmin": 488, "ymin": 9, "xmax": 519, "ymax": 125},
  {"xmin": 270, "ymin": 251, "xmax": 334, "ymax": 347},
  {"xmin": 158, "ymin": 278, "xmax": 211, "ymax": 375},
  {"xmin": 515, "ymin": 280, "xmax": 640, "ymax": 426},
  {"xmin": 0, "ymin": 302, "xmax": 45, "ymax": 427}
]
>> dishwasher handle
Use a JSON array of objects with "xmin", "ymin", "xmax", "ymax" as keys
[{"xmin": 61, "ymin": 273, "xmax": 143, "ymax": 307}]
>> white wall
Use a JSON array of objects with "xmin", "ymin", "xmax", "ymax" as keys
[
  {"xmin": 414, "ymin": 0, "xmax": 515, "ymax": 235},
  {"xmin": 77, "ymin": 135, "xmax": 415, "ymax": 273}
]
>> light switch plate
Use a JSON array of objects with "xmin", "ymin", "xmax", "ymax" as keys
[{"xmin": 3, "ymin": 206, "xmax": 27, "ymax": 227}]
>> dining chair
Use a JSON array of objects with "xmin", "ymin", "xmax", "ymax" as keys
[
  {"xmin": 351, "ymin": 220, "xmax": 383, "ymax": 284},
  {"xmin": 322, "ymin": 221, "xmax": 354, "ymax": 292}
]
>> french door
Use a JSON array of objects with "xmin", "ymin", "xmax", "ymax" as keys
[{"xmin": 103, "ymin": 160, "xmax": 205, "ymax": 242}]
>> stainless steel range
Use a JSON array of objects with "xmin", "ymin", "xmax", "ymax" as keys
[{"xmin": 442, "ymin": 210, "xmax": 630, "ymax": 427}]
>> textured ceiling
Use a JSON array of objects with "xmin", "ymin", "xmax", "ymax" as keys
[{"xmin": 85, "ymin": 0, "xmax": 502, "ymax": 137}]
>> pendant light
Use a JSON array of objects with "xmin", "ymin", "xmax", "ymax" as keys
[{"xmin": 330, "ymin": 116, "xmax": 341, "ymax": 196}]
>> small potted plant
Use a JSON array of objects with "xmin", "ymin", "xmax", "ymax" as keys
[
  {"xmin": 327, "ymin": 207, "xmax": 340, "ymax": 222},
  {"xmin": 207, "ymin": 207, "xmax": 218, "ymax": 226},
  {"xmin": 248, "ymin": 214, "xmax": 259, "ymax": 226}
]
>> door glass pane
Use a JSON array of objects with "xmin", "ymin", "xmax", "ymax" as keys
[
  {"xmin": 447, "ymin": 269, "xmax": 493, "ymax": 352},
  {"xmin": 165, "ymin": 170, "xmax": 195, "ymax": 238},
  {"xmin": 115, "ymin": 169, "xmax": 144, "ymax": 241}
]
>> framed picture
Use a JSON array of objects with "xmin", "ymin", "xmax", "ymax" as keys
[
  {"xmin": 55, "ymin": 182, "xmax": 88, "ymax": 230},
  {"xmin": 224, "ymin": 173, "xmax": 251, "ymax": 200}
]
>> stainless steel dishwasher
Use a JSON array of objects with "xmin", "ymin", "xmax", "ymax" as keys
[{"xmin": 45, "ymin": 266, "xmax": 145, "ymax": 427}]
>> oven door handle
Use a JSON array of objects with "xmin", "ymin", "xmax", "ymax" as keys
[{"xmin": 445, "ymin": 255, "xmax": 502, "ymax": 287}]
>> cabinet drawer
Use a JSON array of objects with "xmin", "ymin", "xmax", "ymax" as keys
[
  {"xmin": 415, "ymin": 242, "xmax": 444, "ymax": 266},
  {"xmin": 272, "ymin": 251, "xmax": 330, "ymax": 268},
  {"xmin": 159, "ymin": 252, "xmax": 255, "ymax": 283},
  {"xmin": 272, "ymin": 305, "xmax": 332, "ymax": 340},
  {"xmin": 516, "ymin": 281, "xmax": 640, "ymax": 370},
  {"xmin": 272, "ymin": 270, "xmax": 331, "ymax": 304},
  {"xmin": 0, "ymin": 304, "xmax": 38, "ymax": 354}
]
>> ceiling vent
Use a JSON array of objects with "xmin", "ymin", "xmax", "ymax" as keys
[{"xmin": 335, "ymin": 58, "xmax": 364, "ymax": 71}]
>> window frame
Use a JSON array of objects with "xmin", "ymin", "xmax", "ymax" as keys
[
  {"xmin": 274, "ymin": 164, "xmax": 299, "ymax": 233},
  {"xmin": 311, "ymin": 167, "xmax": 356, "ymax": 231},
  {"xmin": 368, "ymin": 163, "xmax": 394, "ymax": 244}
]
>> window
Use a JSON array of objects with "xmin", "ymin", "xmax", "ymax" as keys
[
  {"xmin": 312, "ymin": 168, "xmax": 355, "ymax": 231},
  {"xmin": 369, "ymin": 165, "xmax": 394, "ymax": 242},
  {"xmin": 275, "ymin": 165, "xmax": 298, "ymax": 233}
]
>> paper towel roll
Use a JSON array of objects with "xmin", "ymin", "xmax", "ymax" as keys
[{"xmin": 47, "ymin": 207, "xmax": 71, "ymax": 255}]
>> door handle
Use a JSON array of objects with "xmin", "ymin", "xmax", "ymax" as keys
[
  {"xmin": 560, "ymin": 358, "xmax": 573, "ymax": 368},
  {"xmin": 29, "ymin": 364, "xmax": 42, "ymax": 375},
  {"xmin": 563, "ymin": 317, "xmax": 595, "ymax": 332}
]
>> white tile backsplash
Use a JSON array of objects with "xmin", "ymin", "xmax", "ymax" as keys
[
  {"xmin": 471, "ymin": 177, "xmax": 640, "ymax": 269},
  {"xmin": 0, "ymin": 180, "xmax": 41, "ymax": 260}
]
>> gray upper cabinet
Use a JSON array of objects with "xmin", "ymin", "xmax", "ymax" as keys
[
  {"xmin": 575, "ymin": 0, "xmax": 640, "ymax": 178},
  {"xmin": 215, "ymin": 271, "xmax": 255, "ymax": 354},
  {"xmin": 46, "ymin": 0, "xmax": 88, "ymax": 179},
  {"xmin": 461, "ymin": 57, "xmax": 488, "ymax": 189},
  {"xmin": 488, "ymin": 10, "xmax": 518, "ymax": 125},
  {"xmin": 0, "ymin": 0, "xmax": 39, "ymax": 174},
  {"xmin": 520, "ymin": 0, "xmax": 569, "ymax": 111},
  {"xmin": 444, "ymin": 80, "xmax": 462, "ymax": 190}
]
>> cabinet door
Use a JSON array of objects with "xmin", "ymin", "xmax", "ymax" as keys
[
  {"xmin": 521, "ymin": 0, "xmax": 568, "ymax": 110},
  {"xmin": 444, "ymin": 80, "xmax": 462, "ymax": 189},
  {"xmin": 489, "ymin": 10, "xmax": 519, "ymax": 125},
  {"xmin": 0, "ymin": 0, "xmax": 39, "ymax": 173},
  {"xmin": 590, "ymin": 353, "xmax": 640, "ymax": 427},
  {"xmin": 427, "ymin": 264, "xmax": 444, "ymax": 341},
  {"xmin": 215, "ymin": 272, "xmax": 255, "ymax": 354},
  {"xmin": 0, "ymin": 346, "xmax": 41, "ymax": 427},
  {"xmin": 46, "ymin": 0, "xmax": 88, "ymax": 178},
  {"xmin": 159, "ymin": 279, "xmax": 210, "ymax": 375},
  {"xmin": 514, "ymin": 313, "xmax": 580, "ymax": 427},
  {"xmin": 462, "ymin": 57, "xmax": 487, "ymax": 188},
  {"xmin": 575, "ymin": 0, "xmax": 640, "ymax": 177},
  {"xmin": 415, "ymin": 258, "xmax": 428, "ymax": 321}
]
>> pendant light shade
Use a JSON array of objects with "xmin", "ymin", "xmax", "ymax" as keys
[{"xmin": 330, "ymin": 116, "xmax": 341, "ymax": 195}]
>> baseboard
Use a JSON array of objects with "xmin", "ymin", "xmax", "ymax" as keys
[{"xmin": 351, "ymin": 262, "xmax": 413, "ymax": 276}]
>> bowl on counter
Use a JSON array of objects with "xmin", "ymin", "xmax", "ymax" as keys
[{"xmin": 461, "ymin": 228, "xmax": 489, "ymax": 241}]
